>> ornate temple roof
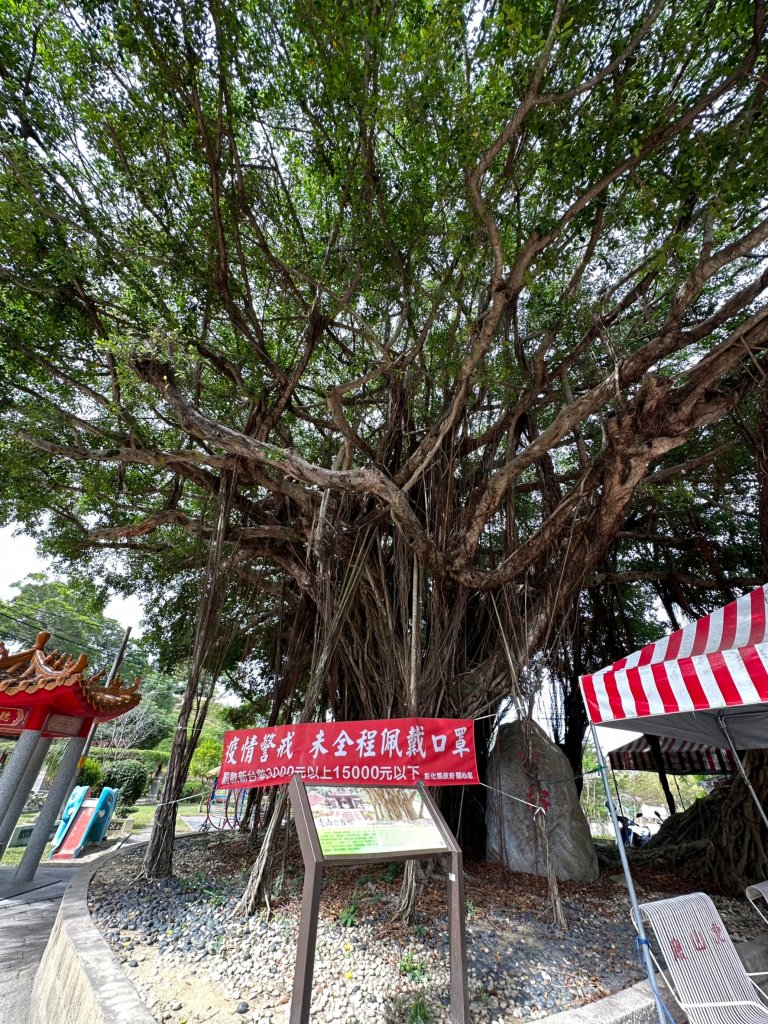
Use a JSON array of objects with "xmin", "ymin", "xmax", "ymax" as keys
[{"xmin": 0, "ymin": 632, "xmax": 141, "ymax": 734}]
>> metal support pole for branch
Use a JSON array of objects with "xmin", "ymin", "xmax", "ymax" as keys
[
  {"xmin": 717, "ymin": 714, "xmax": 768, "ymax": 832},
  {"xmin": 79, "ymin": 626, "xmax": 132, "ymax": 767},
  {"xmin": 590, "ymin": 724, "xmax": 667, "ymax": 1024}
]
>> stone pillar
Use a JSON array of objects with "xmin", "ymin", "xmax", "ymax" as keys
[
  {"xmin": 0, "ymin": 729, "xmax": 44, "ymax": 833},
  {"xmin": 15, "ymin": 734, "xmax": 87, "ymax": 882},
  {"xmin": 0, "ymin": 736, "xmax": 52, "ymax": 857}
]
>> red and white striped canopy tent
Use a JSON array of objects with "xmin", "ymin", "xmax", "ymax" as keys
[
  {"xmin": 608, "ymin": 735, "xmax": 737, "ymax": 775},
  {"xmin": 580, "ymin": 584, "xmax": 768, "ymax": 749},
  {"xmin": 579, "ymin": 584, "xmax": 768, "ymax": 1024}
]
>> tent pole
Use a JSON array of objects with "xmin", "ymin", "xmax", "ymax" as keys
[
  {"xmin": 610, "ymin": 765, "xmax": 626, "ymax": 819},
  {"xmin": 717, "ymin": 714, "xmax": 768, "ymax": 832},
  {"xmin": 590, "ymin": 724, "xmax": 667, "ymax": 1024}
]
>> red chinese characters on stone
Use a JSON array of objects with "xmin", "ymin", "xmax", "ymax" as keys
[{"xmin": 218, "ymin": 718, "xmax": 479, "ymax": 790}]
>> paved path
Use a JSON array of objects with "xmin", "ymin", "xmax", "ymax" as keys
[
  {"xmin": 0, "ymin": 866, "xmax": 74, "ymax": 1024},
  {"xmin": 0, "ymin": 827, "xmax": 210, "ymax": 1024}
]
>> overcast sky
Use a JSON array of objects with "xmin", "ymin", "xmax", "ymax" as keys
[{"xmin": 0, "ymin": 523, "xmax": 144, "ymax": 634}]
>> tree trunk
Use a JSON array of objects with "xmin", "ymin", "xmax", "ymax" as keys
[
  {"xmin": 236, "ymin": 786, "xmax": 289, "ymax": 916},
  {"xmin": 143, "ymin": 729, "xmax": 185, "ymax": 877},
  {"xmin": 646, "ymin": 734, "xmax": 676, "ymax": 816},
  {"xmin": 757, "ymin": 389, "xmax": 768, "ymax": 577},
  {"xmin": 521, "ymin": 712, "xmax": 567, "ymax": 929},
  {"xmin": 642, "ymin": 750, "xmax": 768, "ymax": 893},
  {"xmin": 561, "ymin": 679, "xmax": 588, "ymax": 797},
  {"xmin": 143, "ymin": 474, "xmax": 236, "ymax": 878}
]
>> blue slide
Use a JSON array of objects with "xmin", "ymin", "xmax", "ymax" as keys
[{"xmin": 49, "ymin": 785, "xmax": 90, "ymax": 856}]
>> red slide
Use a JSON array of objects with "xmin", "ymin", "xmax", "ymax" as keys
[{"xmin": 51, "ymin": 799, "xmax": 97, "ymax": 861}]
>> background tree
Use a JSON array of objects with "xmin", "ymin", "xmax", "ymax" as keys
[
  {"xmin": 0, "ymin": 574, "xmax": 137, "ymax": 668},
  {"xmin": 1, "ymin": 0, "xmax": 767, "ymax": 893},
  {"xmin": 0, "ymin": 573, "xmax": 178, "ymax": 747}
]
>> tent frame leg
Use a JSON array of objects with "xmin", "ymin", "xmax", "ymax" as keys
[
  {"xmin": 590, "ymin": 724, "xmax": 667, "ymax": 1024},
  {"xmin": 717, "ymin": 713, "xmax": 768, "ymax": 832}
]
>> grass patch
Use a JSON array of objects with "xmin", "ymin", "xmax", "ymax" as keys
[
  {"xmin": 1, "ymin": 842, "xmax": 52, "ymax": 866},
  {"xmin": 127, "ymin": 801, "xmax": 201, "ymax": 831},
  {"xmin": 0, "ymin": 801, "xmax": 202, "ymax": 866}
]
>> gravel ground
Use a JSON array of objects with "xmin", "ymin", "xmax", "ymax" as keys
[{"xmin": 88, "ymin": 833, "xmax": 764, "ymax": 1024}]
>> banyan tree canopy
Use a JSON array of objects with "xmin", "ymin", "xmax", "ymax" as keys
[{"xmin": 0, "ymin": 631, "xmax": 140, "ymax": 736}]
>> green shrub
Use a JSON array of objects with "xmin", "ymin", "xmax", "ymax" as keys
[
  {"xmin": 76, "ymin": 757, "xmax": 103, "ymax": 794},
  {"xmin": 103, "ymin": 759, "xmax": 149, "ymax": 806},
  {"xmin": 89, "ymin": 748, "xmax": 170, "ymax": 773},
  {"xmin": 181, "ymin": 780, "xmax": 201, "ymax": 800},
  {"xmin": 406, "ymin": 995, "xmax": 431, "ymax": 1024},
  {"xmin": 339, "ymin": 900, "xmax": 359, "ymax": 927},
  {"xmin": 400, "ymin": 953, "xmax": 426, "ymax": 982}
]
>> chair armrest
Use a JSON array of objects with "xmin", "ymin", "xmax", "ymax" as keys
[{"xmin": 682, "ymin": 999, "xmax": 768, "ymax": 1012}]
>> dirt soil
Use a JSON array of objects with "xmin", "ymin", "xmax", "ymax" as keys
[{"xmin": 88, "ymin": 832, "xmax": 765, "ymax": 1024}]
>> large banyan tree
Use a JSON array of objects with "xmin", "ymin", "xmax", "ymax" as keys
[{"xmin": 1, "ymin": 0, "xmax": 767, "ymax": 883}]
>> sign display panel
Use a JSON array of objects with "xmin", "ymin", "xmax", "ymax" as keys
[
  {"xmin": 305, "ymin": 784, "xmax": 449, "ymax": 858},
  {"xmin": 287, "ymin": 777, "xmax": 469, "ymax": 1024},
  {"xmin": 218, "ymin": 717, "xmax": 478, "ymax": 790}
]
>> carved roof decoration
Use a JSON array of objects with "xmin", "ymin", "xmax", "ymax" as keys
[{"xmin": 0, "ymin": 631, "xmax": 141, "ymax": 720}]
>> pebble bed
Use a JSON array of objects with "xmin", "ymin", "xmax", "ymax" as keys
[{"xmin": 88, "ymin": 835, "xmax": 762, "ymax": 1024}]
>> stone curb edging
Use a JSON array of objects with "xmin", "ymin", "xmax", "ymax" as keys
[
  {"xmin": 29, "ymin": 840, "xmax": 768, "ymax": 1024},
  {"xmin": 537, "ymin": 977, "xmax": 680, "ymax": 1024},
  {"xmin": 540, "ymin": 931, "xmax": 768, "ymax": 1024},
  {"xmin": 30, "ymin": 838, "xmax": 165, "ymax": 1024}
]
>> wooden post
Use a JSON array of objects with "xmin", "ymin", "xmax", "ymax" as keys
[
  {"xmin": 288, "ymin": 778, "xmax": 468, "ymax": 1024},
  {"xmin": 448, "ymin": 850, "xmax": 469, "ymax": 1024},
  {"xmin": 289, "ymin": 860, "xmax": 323, "ymax": 1024}
]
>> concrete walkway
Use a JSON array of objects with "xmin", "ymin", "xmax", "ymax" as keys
[
  {"xmin": 0, "ymin": 835, "xmax": 149, "ymax": 1024},
  {"xmin": 0, "ymin": 866, "xmax": 74, "ymax": 1024}
]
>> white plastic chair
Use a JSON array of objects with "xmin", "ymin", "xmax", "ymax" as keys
[
  {"xmin": 746, "ymin": 881, "xmax": 768, "ymax": 928},
  {"xmin": 639, "ymin": 891, "xmax": 768, "ymax": 1023}
]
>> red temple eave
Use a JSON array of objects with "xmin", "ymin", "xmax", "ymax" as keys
[{"xmin": 0, "ymin": 631, "xmax": 141, "ymax": 738}]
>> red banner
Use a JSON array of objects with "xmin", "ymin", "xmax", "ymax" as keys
[{"xmin": 218, "ymin": 718, "xmax": 478, "ymax": 789}]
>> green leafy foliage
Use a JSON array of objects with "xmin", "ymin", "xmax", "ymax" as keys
[
  {"xmin": 0, "ymin": 0, "xmax": 765, "ymax": 806},
  {"xmin": 405, "ymin": 994, "xmax": 431, "ymax": 1024},
  {"xmin": 382, "ymin": 863, "xmax": 401, "ymax": 884},
  {"xmin": 75, "ymin": 756, "xmax": 103, "ymax": 794},
  {"xmin": 189, "ymin": 737, "xmax": 223, "ymax": 782},
  {"xmin": 338, "ymin": 901, "xmax": 359, "ymax": 927},
  {"xmin": 88, "ymin": 748, "xmax": 170, "ymax": 773},
  {"xmin": 103, "ymin": 759, "xmax": 149, "ymax": 807},
  {"xmin": 0, "ymin": 575, "xmax": 177, "ymax": 749},
  {"xmin": 181, "ymin": 779, "xmax": 202, "ymax": 800},
  {"xmin": 399, "ymin": 952, "xmax": 426, "ymax": 983}
]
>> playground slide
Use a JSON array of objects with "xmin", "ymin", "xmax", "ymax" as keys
[
  {"xmin": 82, "ymin": 786, "xmax": 119, "ymax": 845},
  {"xmin": 49, "ymin": 786, "xmax": 120, "ymax": 860},
  {"xmin": 49, "ymin": 785, "xmax": 90, "ymax": 856}
]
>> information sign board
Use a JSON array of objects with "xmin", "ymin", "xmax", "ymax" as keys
[
  {"xmin": 306, "ymin": 784, "xmax": 449, "ymax": 858},
  {"xmin": 218, "ymin": 717, "xmax": 479, "ymax": 789},
  {"xmin": 288, "ymin": 778, "xmax": 468, "ymax": 1024}
]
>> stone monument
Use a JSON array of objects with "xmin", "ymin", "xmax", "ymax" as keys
[{"xmin": 485, "ymin": 720, "xmax": 598, "ymax": 883}]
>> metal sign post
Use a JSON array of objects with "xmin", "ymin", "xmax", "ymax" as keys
[{"xmin": 288, "ymin": 777, "xmax": 469, "ymax": 1024}]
